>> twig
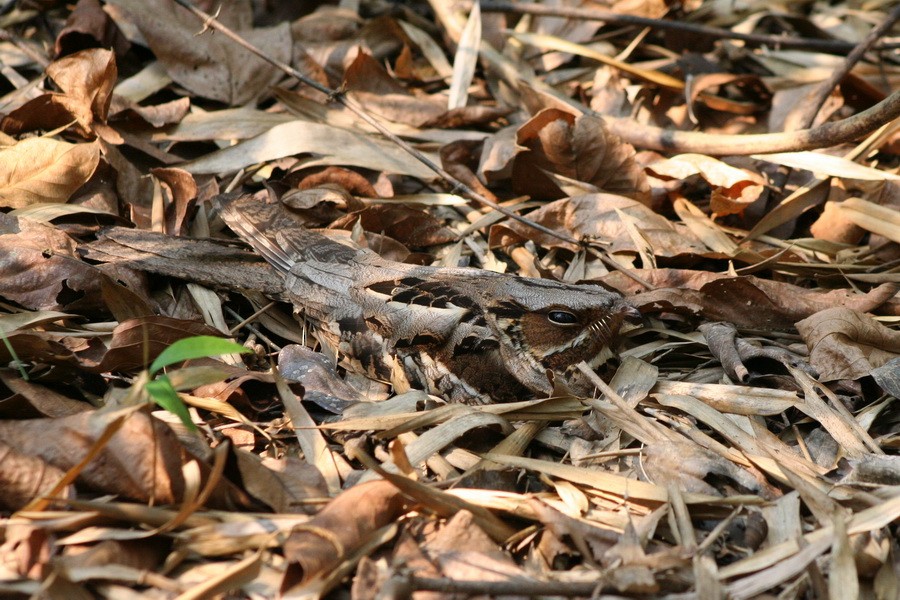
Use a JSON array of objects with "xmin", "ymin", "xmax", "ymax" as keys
[
  {"xmin": 479, "ymin": 1, "xmax": 900, "ymax": 54},
  {"xmin": 602, "ymin": 90, "xmax": 900, "ymax": 155},
  {"xmin": 406, "ymin": 575, "xmax": 610, "ymax": 597},
  {"xmin": 795, "ymin": 4, "xmax": 900, "ymax": 130},
  {"xmin": 170, "ymin": 0, "xmax": 579, "ymax": 246}
]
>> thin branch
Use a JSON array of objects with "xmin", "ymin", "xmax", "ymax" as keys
[
  {"xmin": 602, "ymin": 89, "xmax": 900, "ymax": 155},
  {"xmin": 171, "ymin": 0, "xmax": 579, "ymax": 246},
  {"xmin": 406, "ymin": 575, "xmax": 610, "ymax": 597},
  {"xmin": 480, "ymin": 1, "xmax": 900, "ymax": 54}
]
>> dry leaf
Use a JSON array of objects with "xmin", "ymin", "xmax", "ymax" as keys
[
  {"xmin": 282, "ymin": 480, "xmax": 405, "ymax": 589},
  {"xmin": 107, "ymin": 0, "xmax": 290, "ymax": 105},
  {"xmin": 647, "ymin": 153, "xmax": 765, "ymax": 216},
  {"xmin": 512, "ymin": 108, "xmax": 651, "ymax": 202},
  {"xmin": 796, "ymin": 307, "xmax": 900, "ymax": 381},
  {"xmin": 180, "ymin": 120, "xmax": 437, "ymax": 179},
  {"xmin": 344, "ymin": 52, "xmax": 445, "ymax": 127},
  {"xmin": 0, "ymin": 139, "xmax": 100, "ymax": 209},
  {"xmin": 2, "ymin": 48, "xmax": 116, "ymax": 137}
]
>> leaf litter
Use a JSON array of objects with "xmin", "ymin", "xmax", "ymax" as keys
[{"xmin": 0, "ymin": 1, "xmax": 899, "ymax": 598}]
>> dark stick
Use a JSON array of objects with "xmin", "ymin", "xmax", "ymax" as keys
[{"xmin": 406, "ymin": 575, "xmax": 613, "ymax": 597}]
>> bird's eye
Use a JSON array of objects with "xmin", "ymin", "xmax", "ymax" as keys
[{"xmin": 547, "ymin": 310, "xmax": 578, "ymax": 325}]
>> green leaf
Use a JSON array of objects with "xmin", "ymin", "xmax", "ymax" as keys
[
  {"xmin": 145, "ymin": 376, "xmax": 196, "ymax": 431},
  {"xmin": 149, "ymin": 335, "xmax": 249, "ymax": 375}
]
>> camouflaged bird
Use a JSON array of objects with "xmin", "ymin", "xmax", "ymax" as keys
[{"xmin": 218, "ymin": 194, "xmax": 639, "ymax": 404}]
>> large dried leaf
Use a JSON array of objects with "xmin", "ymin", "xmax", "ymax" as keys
[
  {"xmin": 344, "ymin": 52, "xmax": 444, "ymax": 127},
  {"xmin": 0, "ymin": 409, "xmax": 253, "ymax": 508},
  {"xmin": 181, "ymin": 120, "xmax": 436, "ymax": 179},
  {"xmin": 107, "ymin": 0, "xmax": 290, "ymax": 105},
  {"xmin": 796, "ymin": 307, "xmax": 900, "ymax": 381},
  {"xmin": 647, "ymin": 154, "xmax": 765, "ymax": 216},
  {"xmin": 512, "ymin": 108, "xmax": 651, "ymax": 202},
  {"xmin": 0, "ymin": 139, "xmax": 99, "ymax": 209},
  {"xmin": 0, "ymin": 213, "xmax": 110, "ymax": 311},
  {"xmin": 0, "ymin": 442, "xmax": 71, "ymax": 512},
  {"xmin": 1, "ymin": 49, "xmax": 116, "ymax": 137}
]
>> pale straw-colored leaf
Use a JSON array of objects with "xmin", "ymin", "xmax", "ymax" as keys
[
  {"xmin": 0, "ymin": 139, "xmax": 99, "ymax": 209},
  {"xmin": 113, "ymin": 61, "xmax": 172, "ymax": 102},
  {"xmin": 837, "ymin": 197, "xmax": 900, "ymax": 244},
  {"xmin": 398, "ymin": 20, "xmax": 453, "ymax": 79},
  {"xmin": 275, "ymin": 373, "xmax": 345, "ymax": 494},
  {"xmin": 653, "ymin": 381, "xmax": 799, "ymax": 416},
  {"xmin": 753, "ymin": 151, "xmax": 900, "ymax": 180},
  {"xmin": 447, "ymin": 0, "xmax": 480, "ymax": 109},
  {"xmin": 181, "ymin": 120, "xmax": 437, "ymax": 179}
]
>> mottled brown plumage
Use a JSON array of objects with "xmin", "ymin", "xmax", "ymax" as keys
[{"xmin": 218, "ymin": 193, "xmax": 638, "ymax": 403}]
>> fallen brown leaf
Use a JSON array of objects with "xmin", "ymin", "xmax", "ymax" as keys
[
  {"xmin": 0, "ymin": 139, "xmax": 100, "ymax": 209},
  {"xmin": 796, "ymin": 307, "xmax": 900, "ymax": 381}
]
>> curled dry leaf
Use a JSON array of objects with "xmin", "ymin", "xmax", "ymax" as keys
[
  {"xmin": 512, "ymin": 108, "xmax": 651, "ymax": 203},
  {"xmin": 149, "ymin": 167, "xmax": 198, "ymax": 235},
  {"xmin": 55, "ymin": 0, "xmax": 130, "ymax": 58},
  {"xmin": 687, "ymin": 73, "xmax": 772, "ymax": 115},
  {"xmin": 0, "ymin": 139, "xmax": 100, "ymax": 209},
  {"xmin": 1, "ymin": 48, "xmax": 116, "ymax": 137},
  {"xmin": 647, "ymin": 153, "xmax": 765, "ymax": 216},
  {"xmin": 282, "ymin": 480, "xmax": 406, "ymax": 591},
  {"xmin": 0, "ymin": 212, "xmax": 108, "ymax": 311},
  {"xmin": 700, "ymin": 321, "xmax": 816, "ymax": 383},
  {"xmin": 796, "ymin": 307, "xmax": 900, "ymax": 382}
]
